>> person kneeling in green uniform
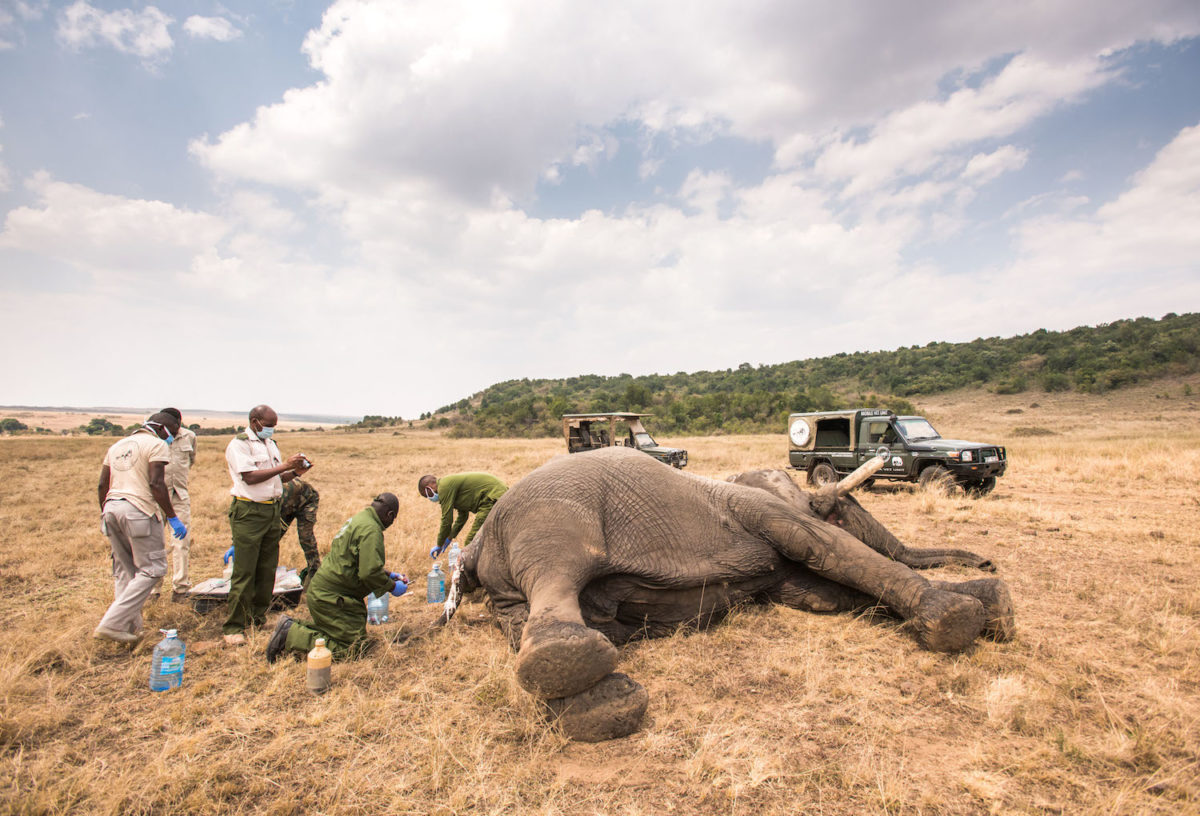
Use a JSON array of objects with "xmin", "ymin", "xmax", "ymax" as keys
[{"xmin": 266, "ymin": 493, "xmax": 407, "ymax": 663}]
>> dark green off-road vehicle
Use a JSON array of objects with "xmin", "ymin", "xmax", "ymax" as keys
[
  {"xmin": 563, "ymin": 413, "xmax": 688, "ymax": 468},
  {"xmin": 787, "ymin": 408, "xmax": 1006, "ymax": 495}
]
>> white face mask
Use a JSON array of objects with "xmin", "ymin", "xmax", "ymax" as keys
[{"xmin": 255, "ymin": 425, "xmax": 275, "ymax": 440}]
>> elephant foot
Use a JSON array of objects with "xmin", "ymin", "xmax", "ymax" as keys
[
  {"xmin": 544, "ymin": 673, "xmax": 649, "ymax": 742},
  {"xmin": 934, "ymin": 578, "xmax": 1016, "ymax": 642},
  {"xmin": 908, "ymin": 587, "xmax": 985, "ymax": 653},
  {"xmin": 516, "ymin": 620, "xmax": 618, "ymax": 699}
]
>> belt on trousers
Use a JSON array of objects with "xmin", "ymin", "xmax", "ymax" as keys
[{"xmin": 235, "ymin": 497, "xmax": 278, "ymax": 505}]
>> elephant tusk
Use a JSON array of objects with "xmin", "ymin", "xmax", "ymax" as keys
[{"xmin": 835, "ymin": 454, "xmax": 887, "ymax": 496}]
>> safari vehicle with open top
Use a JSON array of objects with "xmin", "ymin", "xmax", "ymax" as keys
[
  {"xmin": 563, "ymin": 412, "xmax": 688, "ymax": 468},
  {"xmin": 787, "ymin": 408, "xmax": 1006, "ymax": 494}
]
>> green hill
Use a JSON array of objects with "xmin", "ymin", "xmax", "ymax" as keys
[{"xmin": 421, "ymin": 312, "xmax": 1200, "ymax": 438}]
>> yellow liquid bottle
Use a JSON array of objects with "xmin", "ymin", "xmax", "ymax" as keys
[{"xmin": 306, "ymin": 638, "xmax": 332, "ymax": 695}]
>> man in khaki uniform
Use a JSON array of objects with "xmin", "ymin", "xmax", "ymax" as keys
[
  {"xmin": 223, "ymin": 404, "xmax": 312, "ymax": 646},
  {"xmin": 160, "ymin": 407, "xmax": 196, "ymax": 601},
  {"xmin": 95, "ymin": 411, "xmax": 189, "ymax": 644}
]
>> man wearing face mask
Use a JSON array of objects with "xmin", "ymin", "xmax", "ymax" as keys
[
  {"xmin": 94, "ymin": 411, "xmax": 188, "ymax": 644},
  {"xmin": 266, "ymin": 493, "xmax": 407, "ymax": 662},
  {"xmin": 417, "ymin": 472, "xmax": 508, "ymax": 559},
  {"xmin": 159, "ymin": 407, "xmax": 197, "ymax": 602},
  {"xmin": 223, "ymin": 404, "xmax": 312, "ymax": 646}
]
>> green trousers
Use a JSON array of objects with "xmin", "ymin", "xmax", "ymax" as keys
[
  {"xmin": 224, "ymin": 498, "xmax": 282, "ymax": 635},
  {"xmin": 284, "ymin": 581, "xmax": 371, "ymax": 660}
]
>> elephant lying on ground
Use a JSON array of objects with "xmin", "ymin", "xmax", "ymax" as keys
[{"xmin": 444, "ymin": 447, "xmax": 1013, "ymax": 741}]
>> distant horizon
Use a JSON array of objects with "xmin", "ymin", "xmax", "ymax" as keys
[{"xmin": 0, "ymin": 405, "xmax": 360, "ymax": 425}]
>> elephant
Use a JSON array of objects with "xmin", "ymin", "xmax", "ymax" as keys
[{"xmin": 442, "ymin": 447, "xmax": 1014, "ymax": 742}]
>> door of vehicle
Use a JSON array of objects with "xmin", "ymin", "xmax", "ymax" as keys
[{"xmin": 858, "ymin": 418, "xmax": 908, "ymax": 477}]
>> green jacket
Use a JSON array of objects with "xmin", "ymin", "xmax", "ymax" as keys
[
  {"xmin": 436, "ymin": 472, "xmax": 508, "ymax": 548},
  {"xmin": 310, "ymin": 506, "xmax": 396, "ymax": 600}
]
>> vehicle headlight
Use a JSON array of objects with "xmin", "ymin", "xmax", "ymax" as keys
[{"xmin": 961, "ymin": 450, "xmax": 973, "ymax": 462}]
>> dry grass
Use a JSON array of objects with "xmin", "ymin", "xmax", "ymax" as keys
[{"xmin": 1, "ymin": 379, "xmax": 1199, "ymax": 814}]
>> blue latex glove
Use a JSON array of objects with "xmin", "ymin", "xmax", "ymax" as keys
[
  {"xmin": 167, "ymin": 517, "xmax": 187, "ymax": 540},
  {"xmin": 430, "ymin": 539, "xmax": 451, "ymax": 558},
  {"xmin": 389, "ymin": 577, "xmax": 408, "ymax": 597},
  {"xmin": 223, "ymin": 545, "xmax": 235, "ymax": 565}
]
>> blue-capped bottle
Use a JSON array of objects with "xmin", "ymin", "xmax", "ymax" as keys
[
  {"xmin": 426, "ymin": 562, "xmax": 445, "ymax": 604},
  {"xmin": 149, "ymin": 629, "xmax": 185, "ymax": 691},
  {"xmin": 366, "ymin": 591, "xmax": 390, "ymax": 625}
]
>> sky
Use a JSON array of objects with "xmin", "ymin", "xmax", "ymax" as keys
[{"xmin": 1, "ymin": 1, "xmax": 1199, "ymax": 419}]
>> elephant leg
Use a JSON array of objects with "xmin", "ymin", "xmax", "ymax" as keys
[
  {"xmin": 486, "ymin": 596, "xmax": 530, "ymax": 651},
  {"xmin": 768, "ymin": 568, "xmax": 871, "ymax": 613},
  {"xmin": 515, "ymin": 574, "xmax": 621, "ymax": 699},
  {"xmin": 753, "ymin": 503, "xmax": 985, "ymax": 652},
  {"xmin": 932, "ymin": 578, "xmax": 1016, "ymax": 642},
  {"xmin": 543, "ymin": 673, "xmax": 650, "ymax": 742}
]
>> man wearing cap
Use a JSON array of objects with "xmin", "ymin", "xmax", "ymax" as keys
[
  {"xmin": 95, "ymin": 411, "xmax": 189, "ymax": 644},
  {"xmin": 223, "ymin": 404, "xmax": 312, "ymax": 646},
  {"xmin": 267, "ymin": 493, "xmax": 407, "ymax": 663},
  {"xmin": 159, "ymin": 407, "xmax": 197, "ymax": 602}
]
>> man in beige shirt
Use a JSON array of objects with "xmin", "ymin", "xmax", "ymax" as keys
[
  {"xmin": 95, "ymin": 411, "xmax": 189, "ymax": 644},
  {"xmin": 222, "ymin": 404, "xmax": 312, "ymax": 646},
  {"xmin": 160, "ymin": 407, "xmax": 196, "ymax": 601}
]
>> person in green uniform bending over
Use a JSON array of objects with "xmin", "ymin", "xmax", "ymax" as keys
[
  {"xmin": 266, "ymin": 493, "xmax": 407, "ymax": 663},
  {"xmin": 417, "ymin": 471, "xmax": 508, "ymax": 558}
]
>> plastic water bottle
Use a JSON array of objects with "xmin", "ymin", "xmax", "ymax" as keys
[
  {"xmin": 306, "ymin": 638, "xmax": 331, "ymax": 695},
  {"xmin": 426, "ymin": 563, "xmax": 445, "ymax": 604},
  {"xmin": 149, "ymin": 629, "xmax": 185, "ymax": 691},
  {"xmin": 366, "ymin": 591, "xmax": 390, "ymax": 625},
  {"xmin": 445, "ymin": 541, "xmax": 462, "ymax": 578}
]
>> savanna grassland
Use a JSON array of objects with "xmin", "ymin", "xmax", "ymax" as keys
[{"xmin": 1, "ymin": 380, "xmax": 1198, "ymax": 815}]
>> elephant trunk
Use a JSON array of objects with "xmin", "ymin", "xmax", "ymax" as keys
[
  {"xmin": 834, "ymin": 494, "xmax": 996, "ymax": 571},
  {"xmin": 434, "ymin": 564, "xmax": 465, "ymax": 626}
]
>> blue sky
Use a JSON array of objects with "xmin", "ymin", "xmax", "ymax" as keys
[{"xmin": 1, "ymin": 1, "xmax": 1199, "ymax": 418}]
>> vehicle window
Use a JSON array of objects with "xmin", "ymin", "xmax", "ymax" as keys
[
  {"xmin": 815, "ymin": 418, "xmax": 851, "ymax": 447},
  {"xmin": 896, "ymin": 418, "xmax": 939, "ymax": 441},
  {"xmin": 633, "ymin": 432, "xmax": 655, "ymax": 448},
  {"xmin": 865, "ymin": 421, "xmax": 890, "ymax": 444}
]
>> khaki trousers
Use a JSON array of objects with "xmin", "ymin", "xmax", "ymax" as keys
[
  {"xmin": 164, "ymin": 488, "xmax": 191, "ymax": 592},
  {"xmin": 98, "ymin": 499, "xmax": 167, "ymax": 636}
]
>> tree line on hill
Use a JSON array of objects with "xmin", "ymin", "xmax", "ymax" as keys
[
  {"xmin": 4, "ymin": 313, "xmax": 1195, "ymax": 440},
  {"xmin": 420, "ymin": 312, "xmax": 1200, "ymax": 438}
]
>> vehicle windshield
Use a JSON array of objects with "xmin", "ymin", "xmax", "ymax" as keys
[
  {"xmin": 896, "ymin": 418, "xmax": 940, "ymax": 441},
  {"xmin": 633, "ymin": 432, "xmax": 656, "ymax": 448}
]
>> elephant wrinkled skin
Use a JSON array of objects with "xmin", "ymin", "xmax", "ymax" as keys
[{"xmin": 451, "ymin": 447, "xmax": 1013, "ymax": 742}]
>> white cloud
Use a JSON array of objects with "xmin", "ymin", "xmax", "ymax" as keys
[
  {"xmin": 183, "ymin": 15, "xmax": 240, "ymax": 42},
  {"xmin": 56, "ymin": 1, "xmax": 173, "ymax": 63},
  {"xmin": 813, "ymin": 56, "xmax": 1105, "ymax": 197},
  {"xmin": 0, "ymin": 0, "xmax": 45, "ymax": 50},
  {"xmin": 961, "ymin": 145, "xmax": 1030, "ymax": 185},
  {"xmin": 0, "ymin": 172, "xmax": 225, "ymax": 280},
  {"xmin": 1014, "ymin": 123, "xmax": 1200, "ymax": 276}
]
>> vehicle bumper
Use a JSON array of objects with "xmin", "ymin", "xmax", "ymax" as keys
[{"xmin": 946, "ymin": 461, "xmax": 1006, "ymax": 479}]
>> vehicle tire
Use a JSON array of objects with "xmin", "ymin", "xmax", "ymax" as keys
[
  {"xmin": 965, "ymin": 476, "xmax": 997, "ymax": 497},
  {"xmin": 918, "ymin": 465, "xmax": 955, "ymax": 494},
  {"xmin": 809, "ymin": 462, "xmax": 838, "ymax": 487},
  {"xmin": 861, "ymin": 478, "xmax": 876, "ymax": 491}
]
